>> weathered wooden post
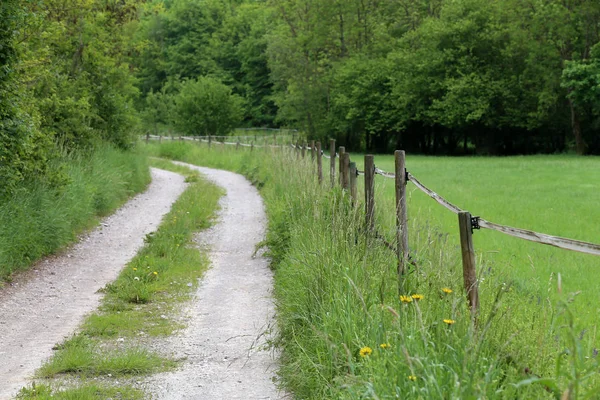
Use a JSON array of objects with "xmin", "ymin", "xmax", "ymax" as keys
[
  {"xmin": 159, "ymin": 135, "xmax": 162, "ymax": 143},
  {"xmin": 395, "ymin": 150, "xmax": 409, "ymax": 290},
  {"xmin": 342, "ymin": 152, "xmax": 350, "ymax": 190},
  {"xmin": 302, "ymin": 142, "xmax": 306, "ymax": 158},
  {"xmin": 310, "ymin": 140, "xmax": 315, "ymax": 161},
  {"xmin": 208, "ymin": 135, "xmax": 212, "ymax": 149},
  {"xmin": 330, "ymin": 139, "xmax": 336, "ymax": 188},
  {"xmin": 365, "ymin": 155, "xmax": 375, "ymax": 232},
  {"xmin": 458, "ymin": 211, "xmax": 480, "ymax": 319},
  {"xmin": 146, "ymin": 132, "xmax": 150, "ymax": 144},
  {"xmin": 236, "ymin": 139, "xmax": 240, "ymax": 150},
  {"xmin": 349, "ymin": 162, "xmax": 357, "ymax": 206},
  {"xmin": 317, "ymin": 142, "xmax": 323, "ymax": 184},
  {"xmin": 251, "ymin": 141, "xmax": 254, "ymax": 152},
  {"xmin": 338, "ymin": 146, "xmax": 345, "ymax": 186}
]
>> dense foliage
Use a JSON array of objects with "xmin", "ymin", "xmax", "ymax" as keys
[
  {"xmin": 0, "ymin": 0, "xmax": 144, "ymax": 196},
  {"xmin": 133, "ymin": 0, "xmax": 600, "ymax": 155}
]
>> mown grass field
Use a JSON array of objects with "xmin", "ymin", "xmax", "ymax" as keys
[
  {"xmin": 145, "ymin": 140, "xmax": 600, "ymax": 399},
  {"xmin": 352, "ymin": 155, "xmax": 600, "ymax": 332}
]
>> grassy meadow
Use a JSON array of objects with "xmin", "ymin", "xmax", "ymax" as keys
[
  {"xmin": 144, "ymin": 140, "xmax": 600, "ymax": 399},
  {"xmin": 357, "ymin": 155, "xmax": 600, "ymax": 331}
]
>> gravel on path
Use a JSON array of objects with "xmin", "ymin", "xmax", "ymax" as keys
[
  {"xmin": 0, "ymin": 168, "xmax": 187, "ymax": 399},
  {"xmin": 143, "ymin": 163, "xmax": 284, "ymax": 400}
]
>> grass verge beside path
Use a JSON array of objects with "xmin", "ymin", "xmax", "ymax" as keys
[
  {"xmin": 0, "ymin": 145, "xmax": 150, "ymax": 283},
  {"xmin": 17, "ymin": 161, "xmax": 223, "ymax": 399},
  {"xmin": 144, "ymin": 141, "xmax": 600, "ymax": 399}
]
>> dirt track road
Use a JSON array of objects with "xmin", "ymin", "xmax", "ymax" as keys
[
  {"xmin": 142, "ymin": 162, "xmax": 283, "ymax": 399},
  {"xmin": 0, "ymin": 164, "xmax": 283, "ymax": 400},
  {"xmin": 0, "ymin": 168, "xmax": 186, "ymax": 399}
]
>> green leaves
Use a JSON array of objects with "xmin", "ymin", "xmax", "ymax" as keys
[{"xmin": 173, "ymin": 76, "xmax": 244, "ymax": 136}]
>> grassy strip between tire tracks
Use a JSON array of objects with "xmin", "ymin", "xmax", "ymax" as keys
[
  {"xmin": 144, "ymin": 141, "xmax": 600, "ymax": 399},
  {"xmin": 17, "ymin": 160, "xmax": 223, "ymax": 399}
]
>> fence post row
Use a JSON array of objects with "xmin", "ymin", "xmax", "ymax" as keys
[
  {"xmin": 317, "ymin": 141, "xmax": 323, "ymax": 184},
  {"xmin": 338, "ymin": 147, "xmax": 345, "ymax": 186},
  {"xmin": 349, "ymin": 162, "xmax": 357, "ymax": 206},
  {"xmin": 330, "ymin": 139, "xmax": 336, "ymax": 188},
  {"xmin": 395, "ymin": 150, "xmax": 409, "ymax": 291},
  {"xmin": 458, "ymin": 211, "xmax": 480, "ymax": 319},
  {"xmin": 364, "ymin": 155, "xmax": 375, "ymax": 232},
  {"xmin": 342, "ymin": 153, "xmax": 350, "ymax": 191}
]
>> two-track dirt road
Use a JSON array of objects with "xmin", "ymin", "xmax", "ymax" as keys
[{"xmin": 0, "ymin": 165, "xmax": 283, "ymax": 400}]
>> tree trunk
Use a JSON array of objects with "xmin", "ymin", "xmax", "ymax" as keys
[{"xmin": 568, "ymin": 97, "xmax": 586, "ymax": 155}]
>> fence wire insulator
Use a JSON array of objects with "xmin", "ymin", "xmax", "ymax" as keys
[{"xmin": 471, "ymin": 216, "xmax": 480, "ymax": 234}]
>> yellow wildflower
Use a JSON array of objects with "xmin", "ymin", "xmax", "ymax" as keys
[
  {"xmin": 133, "ymin": 268, "xmax": 137, "ymax": 271},
  {"xmin": 400, "ymin": 295, "xmax": 413, "ymax": 303},
  {"xmin": 442, "ymin": 288, "xmax": 453, "ymax": 294},
  {"xmin": 153, "ymin": 271, "xmax": 158, "ymax": 276},
  {"xmin": 408, "ymin": 375, "xmax": 417, "ymax": 381},
  {"xmin": 359, "ymin": 346, "xmax": 373, "ymax": 357},
  {"xmin": 411, "ymin": 294, "xmax": 424, "ymax": 301},
  {"xmin": 379, "ymin": 343, "xmax": 391, "ymax": 350},
  {"xmin": 443, "ymin": 319, "xmax": 455, "ymax": 325}
]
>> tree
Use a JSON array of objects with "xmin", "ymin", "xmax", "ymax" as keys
[{"xmin": 172, "ymin": 76, "xmax": 244, "ymax": 136}]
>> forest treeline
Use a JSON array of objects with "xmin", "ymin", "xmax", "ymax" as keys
[
  {"xmin": 135, "ymin": 0, "xmax": 600, "ymax": 156},
  {"xmin": 2, "ymin": 0, "xmax": 600, "ymax": 194}
]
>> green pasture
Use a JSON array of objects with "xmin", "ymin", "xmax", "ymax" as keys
[{"xmin": 360, "ymin": 155, "xmax": 600, "ymax": 332}]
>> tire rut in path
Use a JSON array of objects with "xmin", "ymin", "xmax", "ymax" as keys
[
  {"xmin": 0, "ymin": 168, "xmax": 187, "ymax": 399},
  {"xmin": 143, "ymin": 163, "xmax": 283, "ymax": 400}
]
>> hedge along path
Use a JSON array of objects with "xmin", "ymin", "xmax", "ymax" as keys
[
  {"xmin": 0, "ymin": 168, "xmax": 187, "ymax": 399},
  {"xmin": 143, "ymin": 161, "xmax": 282, "ymax": 400}
]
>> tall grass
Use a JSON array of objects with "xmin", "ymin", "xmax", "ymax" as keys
[
  {"xmin": 0, "ymin": 145, "xmax": 150, "ymax": 281},
  {"xmin": 144, "ymin": 141, "xmax": 600, "ymax": 399}
]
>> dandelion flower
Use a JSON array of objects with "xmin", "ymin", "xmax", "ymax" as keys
[
  {"xmin": 408, "ymin": 375, "xmax": 417, "ymax": 381},
  {"xmin": 359, "ymin": 346, "xmax": 373, "ymax": 357},
  {"xmin": 153, "ymin": 271, "xmax": 158, "ymax": 276},
  {"xmin": 411, "ymin": 294, "xmax": 424, "ymax": 301},
  {"xmin": 133, "ymin": 268, "xmax": 137, "ymax": 271},
  {"xmin": 442, "ymin": 288, "xmax": 453, "ymax": 294},
  {"xmin": 400, "ymin": 295, "xmax": 413, "ymax": 303},
  {"xmin": 443, "ymin": 319, "xmax": 455, "ymax": 325},
  {"xmin": 380, "ymin": 343, "xmax": 391, "ymax": 350}
]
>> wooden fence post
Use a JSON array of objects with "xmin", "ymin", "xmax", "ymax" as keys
[
  {"xmin": 251, "ymin": 141, "xmax": 254, "ymax": 152},
  {"xmin": 395, "ymin": 150, "xmax": 409, "ymax": 291},
  {"xmin": 458, "ymin": 211, "xmax": 480, "ymax": 320},
  {"xmin": 338, "ymin": 146, "xmax": 345, "ymax": 186},
  {"xmin": 342, "ymin": 152, "xmax": 350, "ymax": 190},
  {"xmin": 365, "ymin": 155, "xmax": 375, "ymax": 232},
  {"xmin": 317, "ymin": 141, "xmax": 323, "ymax": 184},
  {"xmin": 310, "ymin": 140, "xmax": 315, "ymax": 161},
  {"xmin": 330, "ymin": 139, "xmax": 336, "ymax": 188},
  {"xmin": 145, "ymin": 132, "xmax": 150, "ymax": 144},
  {"xmin": 349, "ymin": 162, "xmax": 357, "ymax": 206},
  {"xmin": 302, "ymin": 142, "xmax": 306, "ymax": 158},
  {"xmin": 208, "ymin": 135, "xmax": 212, "ymax": 148},
  {"xmin": 159, "ymin": 135, "xmax": 162, "ymax": 143},
  {"xmin": 236, "ymin": 139, "xmax": 240, "ymax": 150}
]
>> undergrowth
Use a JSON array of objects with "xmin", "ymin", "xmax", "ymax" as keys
[
  {"xmin": 142, "ymin": 141, "xmax": 600, "ymax": 399},
  {"xmin": 0, "ymin": 145, "xmax": 150, "ymax": 282}
]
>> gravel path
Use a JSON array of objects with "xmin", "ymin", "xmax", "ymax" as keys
[
  {"xmin": 143, "ymin": 163, "xmax": 283, "ymax": 400},
  {"xmin": 0, "ymin": 168, "xmax": 187, "ymax": 399}
]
